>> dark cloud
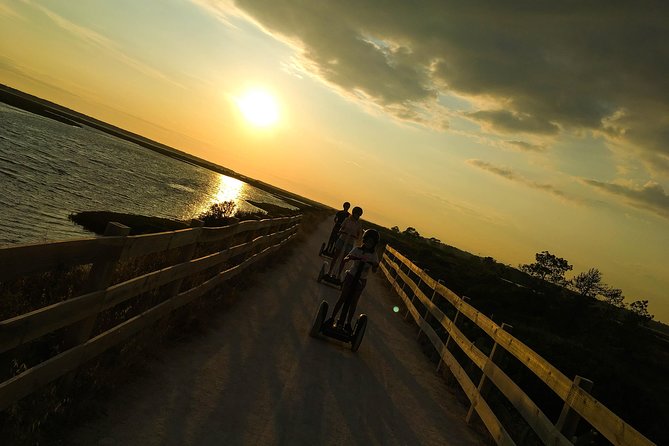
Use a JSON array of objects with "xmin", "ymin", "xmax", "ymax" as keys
[
  {"xmin": 467, "ymin": 110, "xmax": 559, "ymax": 135},
  {"xmin": 583, "ymin": 179, "xmax": 669, "ymax": 219},
  {"xmin": 506, "ymin": 140, "xmax": 547, "ymax": 152},
  {"xmin": 467, "ymin": 159, "xmax": 582, "ymax": 203},
  {"xmin": 225, "ymin": 0, "xmax": 669, "ymax": 172},
  {"xmin": 467, "ymin": 159, "xmax": 517, "ymax": 180}
]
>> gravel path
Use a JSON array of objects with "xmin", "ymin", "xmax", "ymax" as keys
[{"xmin": 68, "ymin": 219, "xmax": 482, "ymax": 446}]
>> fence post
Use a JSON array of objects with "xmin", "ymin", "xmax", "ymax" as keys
[
  {"xmin": 556, "ymin": 375, "xmax": 594, "ymax": 441},
  {"xmin": 165, "ymin": 219, "xmax": 204, "ymax": 298},
  {"xmin": 268, "ymin": 218, "xmax": 287, "ymax": 250},
  {"xmin": 392, "ymin": 253, "xmax": 404, "ymax": 286},
  {"xmin": 404, "ymin": 272, "xmax": 422, "ymax": 320},
  {"xmin": 260, "ymin": 219, "xmax": 275, "ymax": 252},
  {"xmin": 396, "ymin": 263, "xmax": 407, "ymax": 301},
  {"xmin": 466, "ymin": 322, "xmax": 513, "ymax": 424},
  {"xmin": 417, "ymin": 279, "xmax": 443, "ymax": 340},
  {"xmin": 257, "ymin": 220, "xmax": 269, "ymax": 256},
  {"xmin": 65, "ymin": 222, "xmax": 130, "ymax": 346},
  {"xmin": 61, "ymin": 222, "xmax": 130, "ymax": 388},
  {"xmin": 437, "ymin": 295, "xmax": 470, "ymax": 372}
]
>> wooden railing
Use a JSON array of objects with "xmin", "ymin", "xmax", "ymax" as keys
[
  {"xmin": 0, "ymin": 215, "xmax": 301, "ymax": 410},
  {"xmin": 380, "ymin": 245, "xmax": 655, "ymax": 446}
]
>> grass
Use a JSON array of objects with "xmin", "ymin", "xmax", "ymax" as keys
[
  {"xmin": 367, "ymin": 222, "xmax": 668, "ymax": 445},
  {"xmin": 0, "ymin": 202, "xmax": 330, "ymax": 445}
]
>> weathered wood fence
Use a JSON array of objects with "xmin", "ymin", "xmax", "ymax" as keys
[
  {"xmin": 380, "ymin": 245, "xmax": 654, "ymax": 446},
  {"xmin": 0, "ymin": 215, "xmax": 301, "ymax": 410}
]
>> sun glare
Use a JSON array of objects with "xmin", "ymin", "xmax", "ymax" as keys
[{"xmin": 236, "ymin": 89, "xmax": 279, "ymax": 127}]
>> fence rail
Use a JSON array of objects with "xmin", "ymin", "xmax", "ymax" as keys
[
  {"xmin": 380, "ymin": 245, "xmax": 654, "ymax": 446},
  {"xmin": 0, "ymin": 215, "xmax": 301, "ymax": 410}
]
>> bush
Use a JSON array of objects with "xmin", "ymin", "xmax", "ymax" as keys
[{"xmin": 197, "ymin": 201, "xmax": 238, "ymax": 226}]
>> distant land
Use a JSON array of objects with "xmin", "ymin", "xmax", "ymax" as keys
[{"xmin": 0, "ymin": 83, "xmax": 327, "ymax": 212}]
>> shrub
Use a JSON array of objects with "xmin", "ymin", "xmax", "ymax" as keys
[{"xmin": 197, "ymin": 201, "xmax": 238, "ymax": 226}]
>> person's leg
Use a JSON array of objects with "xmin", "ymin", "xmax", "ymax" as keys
[
  {"xmin": 336, "ymin": 242, "xmax": 353, "ymax": 278},
  {"xmin": 328, "ymin": 238, "xmax": 345, "ymax": 275},
  {"xmin": 329, "ymin": 274, "xmax": 354, "ymax": 325},
  {"xmin": 327, "ymin": 248, "xmax": 342, "ymax": 275},
  {"xmin": 326, "ymin": 226, "xmax": 338, "ymax": 250},
  {"xmin": 345, "ymin": 279, "xmax": 366, "ymax": 326}
]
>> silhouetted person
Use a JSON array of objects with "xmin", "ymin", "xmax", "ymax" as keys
[
  {"xmin": 328, "ymin": 206, "xmax": 363, "ymax": 278},
  {"xmin": 325, "ymin": 202, "xmax": 350, "ymax": 252},
  {"xmin": 326, "ymin": 229, "xmax": 380, "ymax": 333}
]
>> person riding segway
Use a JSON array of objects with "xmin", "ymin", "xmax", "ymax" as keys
[
  {"xmin": 326, "ymin": 228, "xmax": 380, "ymax": 332},
  {"xmin": 319, "ymin": 206, "xmax": 363, "ymax": 287},
  {"xmin": 310, "ymin": 229, "xmax": 380, "ymax": 352},
  {"xmin": 319, "ymin": 202, "xmax": 350, "ymax": 257}
]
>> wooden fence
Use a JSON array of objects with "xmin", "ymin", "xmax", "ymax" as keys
[
  {"xmin": 0, "ymin": 214, "xmax": 301, "ymax": 410},
  {"xmin": 380, "ymin": 245, "xmax": 655, "ymax": 446}
]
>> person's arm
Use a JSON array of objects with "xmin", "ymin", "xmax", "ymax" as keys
[
  {"xmin": 343, "ymin": 247, "xmax": 361, "ymax": 262},
  {"xmin": 346, "ymin": 252, "xmax": 378, "ymax": 270}
]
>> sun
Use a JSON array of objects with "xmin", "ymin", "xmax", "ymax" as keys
[{"xmin": 236, "ymin": 89, "xmax": 279, "ymax": 127}]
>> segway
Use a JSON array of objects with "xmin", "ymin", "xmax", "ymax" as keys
[
  {"xmin": 317, "ymin": 247, "xmax": 348, "ymax": 289},
  {"xmin": 310, "ymin": 260, "xmax": 372, "ymax": 352},
  {"xmin": 318, "ymin": 225, "xmax": 338, "ymax": 258},
  {"xmin": 319, "ymin": 242, "xmax": 336, "ymax": 259},
  {"xmin": 317, "ymin": 260, "xmax": 343, "ymax": 289},
  {"xmin": 310, "ymin": 300, "xmax": 367, "ymax": 352}
]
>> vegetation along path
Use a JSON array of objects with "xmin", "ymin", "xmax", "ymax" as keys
[{"xmin": 67, "ymin": 218, "xmax": 481, "ymax": 446}]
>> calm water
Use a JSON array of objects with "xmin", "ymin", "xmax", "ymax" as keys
[{"xmin": 0, "ymin": 102, "xmax": 292, "ymax": 245}]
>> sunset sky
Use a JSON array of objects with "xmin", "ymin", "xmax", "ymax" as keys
[{"xmin": 1, "ymin": 0, "xmax": 668, "ymax": 322}]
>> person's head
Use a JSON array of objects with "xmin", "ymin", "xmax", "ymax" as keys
[
  {"xmin": 362, "ymin": 229, "xmax": 380, "ymax": 251},
  {"xmin": 343, "ymin": 202, "xmax": 350, "ymax": 211},
  {"xmin": 351, "ymin": 206, "xmax": 363, "ymax": 219}
]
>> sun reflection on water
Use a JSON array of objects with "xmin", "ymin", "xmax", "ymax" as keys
[
  {"xmin": 215, "ymin": 175, "xmax": 245, "ymax": 204},
  {"xmin": 191, "ymin": 175, "xmax": 246, "ymax": 218}
]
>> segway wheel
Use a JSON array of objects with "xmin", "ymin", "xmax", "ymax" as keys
[
  {"xmin": 351, "ymin": 314, "xmax": 368, "ymax": 352},
  {"xmin": 310, "ymin": 301, "xmax": 329, "ymax": 337}
]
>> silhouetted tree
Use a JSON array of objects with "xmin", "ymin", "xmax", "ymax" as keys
[
  {"xmin": 599, "ymin": 286, "xmax": 625, "ymax": 308},
  {"xmin": 198, "ymin": 201, "xmax": 237, "ymax": 226},
  {"xmin": 427, "ymin": 237, "xmax": 441, "ymax": 245},
  {"xmin": 390, "ymin": 226, "xmax": 400, "ymax": 233},
  {"xmin": 402, "ymin": 227, "xmax": 421, "ymax": 238},
  {"xmin": 629, "ymin": 300, "xmax": 654, "ymax": 321},
  {"xmin": 520, "ymin": 251, "xmax": 573, "ymax": 285},
  {"xmin": 572, "ymin": 268, "xmax": 603, "ymax": 297}
]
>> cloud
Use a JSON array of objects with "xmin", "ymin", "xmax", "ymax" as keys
[
  {"xmin": 583, "ymin": 179, "xmax": 669, "ymax": 219},
  {"xmin": 505, "ymin": 140, "xmax": 547, "ymax": 152},
  {"xmin": 0, "ymin": 3, "xmax": 22, "ymax": 19},
  {"xmin": 197, "ymin": 1, "xmax": 669, "ymax": 174},
  {"xmin": 467, "ymin": 110, "xmax": 559, "ymax": 135},
  {"xmin": 467, "ymin": 159, "xmax": 517, "ymax": 180},
  {"xmin": 467, "ymin": 159, "xmax": 584, "ymax": 204},
  {"xmin": 189, "ymin": 0, "xmax": 240, "ymax": 29},
  {"xmin": 22, "ymin": 1, "xmax": 185, "ymax": 89}
]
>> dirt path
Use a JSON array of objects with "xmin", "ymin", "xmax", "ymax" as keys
[{"xmin": 68, "ymin": 219, "xmax": 482, "ymax": 446}]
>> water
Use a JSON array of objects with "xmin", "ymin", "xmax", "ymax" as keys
[{"xmin": 0, "ymin": 102, "xmax": 293, "ymax": 245}]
